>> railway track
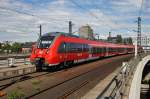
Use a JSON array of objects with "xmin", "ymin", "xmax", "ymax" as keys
[
  {"xmin": 0, "ymin": 64, "xmax": 71, "ymax": 91},
  {"xmin": 0, "ymin": 72, "xmax": 50, "ymax": 90},
  {"xmin": 0, "ymin": 54, "xmax": 133, "ymax": 99},
  {"xmin": 25, "ymin": 65, "xmax": 99, "ymax": 98},
  {"xmin": 58, "ymin": 80, "xmax": 89, "ymax": 99},
  {"xmin": 0, "ymin": 66, "xmax": 69, "ymax": 90},
  {"xmin": 0, "ymin": 65, "xmax": 77, "ymax": 98},
  {"xmin": 25, "ymin": 55, "xmax": 132, "ymax": 99}
]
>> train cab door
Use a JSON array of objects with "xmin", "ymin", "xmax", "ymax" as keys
[{"xmin": 58, "ymin": 42, "xmax": 68, "ymax": 67}]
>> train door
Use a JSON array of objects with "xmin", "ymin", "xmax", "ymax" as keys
[
  {"xmin": 58, "ymin": 42, "xmax": 69, "ymax": 67},
  {"xmin": 64, "ymin": 42, "xmax": 72, "ymax": 66},
  {"xmin": 89, "ymin": 46, "xmax": 92, "ymax": 59},
  {"xmin": 106, "ymin": 47, "xmax": 109, "ymax": 56},
  {"xmin": 63, "ymin": 42, "xmax": 67, "ymax": 64}
]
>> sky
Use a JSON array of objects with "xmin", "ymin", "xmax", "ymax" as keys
[{"xmin": 0, "ymin": 0, "xmax": 149, "ymax": 42}]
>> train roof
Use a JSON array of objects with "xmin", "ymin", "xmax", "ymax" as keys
[
  {"xmin": 42, "ymin": 32, "xmax": 134, "ymax": 48},
  {"xmin": 42, "ymin": 32, "xmax": 79, "ymax": 38}
]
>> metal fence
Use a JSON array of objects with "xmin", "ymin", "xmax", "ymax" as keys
[
  {"xmin": 0, "ymin": 55, "xmax": 30, "ymax": 68},
  {"xmin": 96, "ymin": 53, "xmax": 148, "ymax": 99}
]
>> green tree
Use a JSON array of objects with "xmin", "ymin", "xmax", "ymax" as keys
[
  {"xmin": 2, "ymin": 42, "xmax": 11, "ymax": 53},
  {"xmin": 116, "ymin": 35, "xmax": 122, "ymax": 44},
  {"xmin": 128, "ymin": 37, "xmax": 133, "ymax": 44},
  {"xmin": 123, "ymin": 39, "xmax": 127, "ymax": 45},
  {"xmin": 11, "ymin": 42, "xmax": 22, "ymax": 53}
]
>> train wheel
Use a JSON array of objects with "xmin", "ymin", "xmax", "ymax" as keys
[
  {"xmin": 64, "ymin": 61, "xmax": 69, "ymax": 67},
  {"xmin": 69, "ymin": 61, "xmax": 74, "ymax": 67},
  {"xmin": 64, "ymin": 61, "xmax": 74, "ymax": 68},
  {"xmin": 59, "ymin": 62, "xmax": 65, "ymax": 69},
  {"xmin": 59, "ymin": 61, "xmax": 74, "ymax": 69},
  {"xmin": 59, "ymin": 61, "xmax": 69, "ymax": 69}
]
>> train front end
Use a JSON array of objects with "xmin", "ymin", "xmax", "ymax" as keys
[{"xmin": 30, "ymin": 33, "xmax": 58, "ymax": 71}]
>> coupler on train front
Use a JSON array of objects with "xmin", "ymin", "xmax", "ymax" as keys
[{"xmin": 32, "ymin": 58, "xmax": 45, "ymax": 72}]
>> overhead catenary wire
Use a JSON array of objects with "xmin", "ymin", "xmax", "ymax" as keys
[
  {"xmin": 0, "ymin": 6, "xmax": 72, "ymax": 33},
  {"xmin": 69, "ymin": 0, "xmax": 134, "ymax": 34},
  {"xmin": 139, "ymin": 0, "xmax": 144, "ymax": 17},
  {"xmin": 69, "ymin": 0, "xmax": 113, "ymax": 29},
  {"xmin": 0, "ymin": 7, "xmax": 68, "ymax": 24},
  {"xmin": 137, "ymin": 0, "xmax": 144, "ymax": 46},
  {"xmin": 0, "ymin": 1, "xmax": 145, "ymax": 35}
]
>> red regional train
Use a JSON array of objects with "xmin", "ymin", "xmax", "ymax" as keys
[{"xmin": 30, "ymin": 32, "xmax": 136, "ymax": 71}]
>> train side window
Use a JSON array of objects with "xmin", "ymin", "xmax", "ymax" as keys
[
  {"xmin": 75, "ymin": 43, "xmax": 79, "ymax": 52},
  {"xmin": 70, "ymin": 43, "xmax": 75, "ymax": 52},
  {"xmin": 97, "ymin": 48, "xmax": 99, "ymax": 53},
  {"xmin": 84, "ymin": 44, "xmax": 87, "ymax": 52},
  {"xmin": 94, "ymin": 47, "xmax": 96, "ymax": 54},
  {"xmin": 112, "ymin": 48, "xmax": 114, "ymax": 52},
  {"xmin": 95, "ymin": 48, "xmax": 97, "ymax": 53},
  {"xmin": 71, "ymin": 43, "xmax": 76, "ymax": 52},
  {"xmin": 110, "ymin": 48, "xmax": 111, "ymax": 52},
  {"xmin": 83, "ymin": 44, "xmax": 85, "ymax": 52},
  {"xmin": 103, "ymin": 48, "xmax": 105, "ymax": 52},
  {"xmin": 98, "ymin": 48, "xmax": 100, "ymax": 53},
  {"xmin": 93, "ymin": 47, "xmax": 95, "ymax": 54},
  {"xmin": 83, "ymin": 44, "xmax": 88, "ymax": 52},
  {"xmin": 100, "ymin": 48, "xmax": 102, "ymax": 53},
  {"xmin": 95, "ymin": 47, "xmax": 97, "ymax": 53},
  {"xmin": 66, "ymin": 43, "xmax": 70, "ymax": 53},
  {"xmin": 101, "ymin": 48, "xmax": 103, "ymax": 53},
  {"xmin": 76, "ymin": 43, "xmax": 81, "ymax": 52},
  {"xmin": 58, "ymin": 42, "xmax": 66, "ymax": 53},
  {"xmin": 86, "ymin": 44, "xmax": 89, "ymax": 52},
  {"xmin": 90, "ymin": 47, "xmax": 93, "ymax": 54},
  {"xmin": 103, "ymin": 47, "xmax": 106, "ymax": 53},
  {"xmin": 108, "ymin": 48, "xmax": 110, "ymax": 52},
  {"xmin": 94, "ymin": 47, "xmax": 97, "ymax": 54},
  {"xmin": 78, "ymin": 44, "xmax": 82, "ymax": 52},
  {"xmin": 91, "ymin": 47, "xmax": 93, "ymax": 54},
  {"xmin": 81, "ymin": 44, "xmax": 84, "ymax": 52}
]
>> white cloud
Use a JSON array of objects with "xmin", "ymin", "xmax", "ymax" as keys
[
  {"xmin": 0, "ymin": 0, "xmax": 149, "ymax": 42},
  {"xmin": 128, "ymin": 0, "xmax": 143, "ymax": 8},
  {"xmin": 57, "ymin": 0, "xmax": 65, "ymax": 5}
]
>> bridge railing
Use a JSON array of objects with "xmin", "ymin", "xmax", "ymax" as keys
[{"xmin": 96, "ymin": 53, "xmax": 148, "ymax": 99}]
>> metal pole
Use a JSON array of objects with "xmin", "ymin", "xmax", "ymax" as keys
[
  {"xmin": 135, "ymin": 40, "xmax": 138, "ymax": 58},
  {"xmin": 137, "ymin": 17, "xmax": 141, "ymax": 46},
  {"xmin": 39, "ymin": 24, "xmax": 42, "ymax": 37},
  {"xmin": 69, "ymin": 21, "xmax": 72, "ymax": 34}
]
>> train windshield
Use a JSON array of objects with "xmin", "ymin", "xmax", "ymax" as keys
[{"xmin": 38, "ymin": 36, "xmax": 55, "ymax": 48}]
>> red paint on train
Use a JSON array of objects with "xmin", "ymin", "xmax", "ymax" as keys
[{"xmin": 30, "ymin": 32, "xmax": 137, "ymax": 71}]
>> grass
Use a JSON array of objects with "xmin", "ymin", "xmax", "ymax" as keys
[
  {"xmin": 8, "ymin": 90, "xmax": 25, "ymax": 99},
  {"xmin": 31, "ymin": 79, "xmax": 42, "ymax": 92}
]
